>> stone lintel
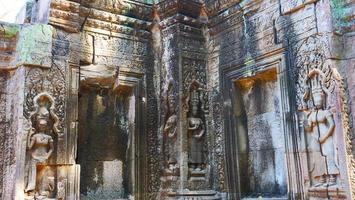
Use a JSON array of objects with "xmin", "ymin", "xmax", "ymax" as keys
[
  {"xmin": 113, "ymin": 66, "xmax": 144, "ymax": 94},
  {"xmin": 281, "ymin": 0, "xmax": 319, "ymax": 15}
]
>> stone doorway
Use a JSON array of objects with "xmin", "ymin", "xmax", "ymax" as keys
[
  {"xmin": 222, "ymin": 52, "xmax": 295, "ymax": 199},
  {"xmin": 232, "ymin": 68, "xmax": 287, "ymax": 198},
  {"xmin": 75, "ymin": 66, "xmax": 144, "ymax": 199},
  {"xmin": 77, "ymin": 86, "xmax": 130, "ymax": 199}
]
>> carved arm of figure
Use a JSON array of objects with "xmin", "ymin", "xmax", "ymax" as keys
[
  {"xmin": 46, "ymin": 138, "xmax": 54, "ymax": 160},
  {"xmin": 188, "ymin": 120, "xmax": 199, "ymax": 131},
  {"xmin": 168, "ymin": 127, "xmax": 177, "ymax": 138},
  {"xmin": 28, "ymin": 133, "xmax": 36, "ymax": 150},
  {"xmin": 164, "ymin": 122, "xmax": 172, "ymax": 134},
  {"xmin": 164, "ymin": 119, "xmax": 176, "ymax": 138},
  {"xmin": 194, "ymin": 119, "xmax": 205, "ymax": 139},
  {"xmin": 303, "ymin": 112, "xmax": 313, "ymax": 133},
  {"xmin": 319, "ymin": 111, "xmax": 335, "ymax": 144}
]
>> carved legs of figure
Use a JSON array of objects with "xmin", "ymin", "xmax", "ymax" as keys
[
  {"xmin": 36, "ymin": 176, "xmax": 55, "ymax": 199},
  {"xmin": 25, "ymin": 159, "xmax": 38, "ymax": 194}
]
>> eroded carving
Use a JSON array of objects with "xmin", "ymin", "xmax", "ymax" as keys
[
  {"xmin": 25, "ymin": 92, "xmax": 60, "ymax": 199},
  {"xmin": 56, "ymin": 178, "xmax": 67, "ymax": 200},
  {"xmin": 295, "ymin": 36, "xmax": 355, "ymax": 198},
  {"xmin": 211, "ymin": 89, "xmax": 226, "ymax": 191},
  {"xmin": 187, "ymin": 80, "xmax": 207, "ymax": 174},
  {"xmin": 36, "ymin": 167, "xmax": 56, "ymax": 200},
  {"xmin": 164, "ymin": 88, "xmax": 179, "ymax": 175},
  {"xmin": 303, "ymin": 69, "xmax": 339, "ymax": 188}
]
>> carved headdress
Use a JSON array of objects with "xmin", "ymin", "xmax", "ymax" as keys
[
  {"xmin": 185, "ymin": 77, "xmax": 208, "ymax": 113},
  {"xmin": 302, "ymin": 69, "xmax": 331, "ymax": 110},
  {"xmin": 295, "ymin": 36, "xmax": 335, "ymax": 110}
]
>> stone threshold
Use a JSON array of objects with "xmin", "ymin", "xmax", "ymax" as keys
[{"xmin": 242, "ymin": 198, "xmax": 288, "ymax": 200}]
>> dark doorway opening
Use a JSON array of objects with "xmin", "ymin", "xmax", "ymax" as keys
[{"xmin": 77, "ymin": 85, "xmax": 132, "ymax": 199}]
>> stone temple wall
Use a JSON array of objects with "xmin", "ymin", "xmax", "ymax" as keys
[
  {"xmin": 208, "ymin": 0, "xmax": 355, "ymax": 199},
  {"xmin": 0, "ymin": 0, "xmax": 354, "ymax": 199}
]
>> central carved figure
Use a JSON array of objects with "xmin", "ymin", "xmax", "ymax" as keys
[
  {"xmin": 25, "ymin": 93, "xmax": 59, "ymax": 198},
  {"xmin": 164, "ymin": 94, "xmax": 178, "ymax": 173},
  {"xmin": 303, "ymin": 69, "xmax": 339, "ymax": 187},
  {"xmin": 188, "ymin": 89, "xmax": 205, "ymax": 172}
]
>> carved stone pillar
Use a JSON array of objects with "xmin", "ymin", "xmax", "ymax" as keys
[
  {"xmin": 156, "ymin": 2, "xmax": 220, "ymax": 199},
  {"xmin": 0, "ymin": 24, "xmax": 81, "ymax": 200}
]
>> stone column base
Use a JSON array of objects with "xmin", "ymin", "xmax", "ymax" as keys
[{"xmin": 309, "ymin": 186, "xmax": 347, "ymax": 200}]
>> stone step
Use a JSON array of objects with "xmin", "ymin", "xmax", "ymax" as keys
[{"xmin": 167, "ymin": 190, "xmax": 221, "ymax": 200}]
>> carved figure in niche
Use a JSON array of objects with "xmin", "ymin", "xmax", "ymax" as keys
[
  {"xmin": 24, "ymin": 93, "xmax": 60, "ymax": 197},
  {"xmin": 164, "ymin": 93, "xmax": 178, "ymax": 174},
  {"xmin": 37, "ymin": 176, "xmax": 55, "ymax": 199},
  {"xmin": 303, "ymin": 69, "xmax": 339, "ymax": 187},
  {"xmin": 187, "ymin": 82, "xmax": 206, "ymax": 172}
]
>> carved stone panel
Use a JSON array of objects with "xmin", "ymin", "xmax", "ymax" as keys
[
  {"xmin": 35, "ymin": 164, "xmax": 80, "ymax": 200},
  {"xmin": 24, "ymin": 66, "xmax": 67, "ymax": 163},
  {"xmin": 159, "ymin": 24, "xmax": 180, "ymax": 195},
  {"xmin": 182, "ymin": 58, "xmax": 210, "ymax": 191},
  {"xmin": 163, "ymin": 83, "xmax": 179, "ymax": 176},
  {"xmin": 295, "ymin": 35, "xmax": 354, "ymax": 199},
  {"xmin": 187, "ymin": 80, "xmax": 207, "ymax": 176},
  {"xmin": 24, "ymin": 93, "xmax": 60, "ymax": 199}
]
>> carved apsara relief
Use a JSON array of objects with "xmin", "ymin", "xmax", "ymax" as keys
[
  {"xmin": 187, "ymin": 80, "xmax": 207, "ymax": 174},
  {"xmin": 22, "ymin": 36, "xmax": 69, "ymax": 199},
  {"xmin": 24, "ymin": 92, "xmax": 60, "ymax": 199},
  {"xmin": 182, "ymin": 59, "xmax": 209, "ymax": 182},
  {"xmin": 302, "ymin": 69, "xmax": 339, "ymax": 187},
  {"xmin": 295, "ymin": 35, "xmax": 355, "ymax": 198},
  {"xmin": 24, "ymin": 56, "xmax": 67, "ymax": 162},
  {"xmin": 163, "ymin": 83, "xmax": 179, "ymax": 176}
]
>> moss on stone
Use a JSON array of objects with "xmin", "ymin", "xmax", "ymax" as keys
[
  {"xmin": 16, "ymin": 24, "xmax": 53, "ymax": 67},
  {"xmin": 0, "ymin": 23, "xmax": 20, "ymax": 38},
  {"xmin": 330, "ymin": 0, "xmax": 354, "ymax": 32}
]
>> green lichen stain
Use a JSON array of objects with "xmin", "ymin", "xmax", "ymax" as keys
[
  {"xmin": 244, "ymin": 51, "xmax": 256, "ymax": 77},
  {"xmin": 0, "ymin": 23, "xmax": 20, "ymax": 38},
  {"xmin": 16, "ymin": 24, "xmax": 53, "ymax": 67},
  {"xmin": 330, "ymin": 0, "xmax": 354, "ymax": 32}
]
